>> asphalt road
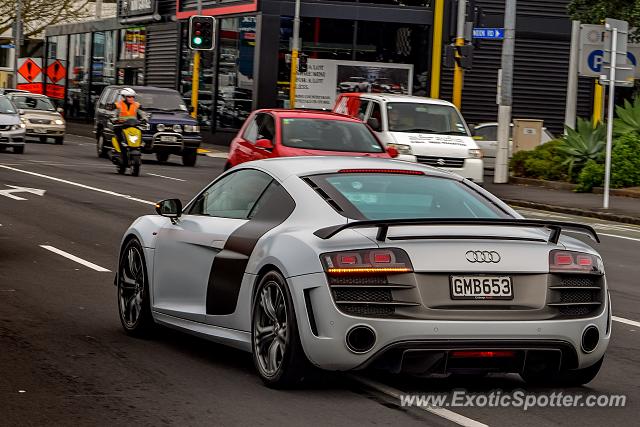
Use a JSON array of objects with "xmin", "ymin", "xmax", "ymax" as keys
[{"xmin": 1, "ymin": 135, "xmax": 639, "ymax": 426}]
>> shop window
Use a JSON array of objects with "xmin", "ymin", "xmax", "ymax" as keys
[
  {"xmin": 67, "ymin": 33, "xmax": 91, "ymax": 119},
  {"xmin": 91, "ymin": 31, "xmax": 118, "ymax": 110},
  {"xmin": 216, "ymin": 16, "xmax": 255, "ymax": 130},
  {"xmin": 121, "ymin": 27, "xmax": 146, "ymax": 60}
]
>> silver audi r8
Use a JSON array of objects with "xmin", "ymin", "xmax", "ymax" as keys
[{"xmin": 116, "ymin": 157, "xmax": 610, "ymax": 387}]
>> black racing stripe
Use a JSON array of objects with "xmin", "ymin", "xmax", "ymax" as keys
[{"xmin": 205, "ymin": 182, "xmax": 296, "ymax": 315}]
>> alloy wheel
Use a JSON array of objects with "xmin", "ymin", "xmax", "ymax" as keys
[
  {"xmin": 119, "ymin": 245, "xmax": 145, "ymax": 328},
  {"xmin": 254, "ymin": 281, "xmax": 289, "ymax": 377}
]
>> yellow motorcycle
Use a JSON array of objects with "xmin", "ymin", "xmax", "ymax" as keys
[{"xmin": 111, "ymin": 119, "xmax": 143, "ymax": 176}]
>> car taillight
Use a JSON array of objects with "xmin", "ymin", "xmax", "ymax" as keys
[
  {"xmin": 450, "ymin": 351, "xmax": 515, "ymax": 358},
  {"xmin": 321, "ymin": 248, "xmax": 413, "ymax": 275},
  {"xmin": 549, "ymin": 250, "xmax": 603, "ymax": 274}
]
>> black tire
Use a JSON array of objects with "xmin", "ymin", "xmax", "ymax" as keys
[
  {"xmin": 54, "ymin": 137, "xmax": 64, "ymax": 145},
  {"xmin": 117, "ymin": 151, "xmax": 127, "ymax": 175},
  {"xmin": 132, "ymin": 156, "xmax": 141, "ymax": 176},
  {"xmin": 521, "ymin": 357, "xmax": 604, "ymax": 387},
  {"xmin": 155, "ymin": 151, "xmax": 170, "ymax": 163},
  {"xmin": 117, "ymin": 238, "xmax": 154, "ymax": 337},
  {"xmin": 97, "ymin": 133, "xmax": 108, "ymax": 158},
  {"xmin": 252, "ymin": 271, "xmax": 310, "ymax": 388},
  {"xmin": 13, "ymin": 145, "xmax": 24, "ymax": 154},
  {"xmin": 182, "ymin": 148, "xmax": 197, "ymax": 167}
]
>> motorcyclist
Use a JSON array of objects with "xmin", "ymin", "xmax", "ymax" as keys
[{"xmin": 113, "ymin": 88, "xmax": 143, "ymax": 158}]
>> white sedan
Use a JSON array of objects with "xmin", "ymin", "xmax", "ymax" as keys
[{"xmin": 116, "ymin": 157, "xmax": 609, "ymax": 387}]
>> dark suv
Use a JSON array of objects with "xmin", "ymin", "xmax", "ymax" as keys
[{"xmin": 94, "ymin": 85, "xmax": 202, "ymax": 166}]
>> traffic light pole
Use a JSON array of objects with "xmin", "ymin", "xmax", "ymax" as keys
[
  {"xmin": 452, "ymin": 0, "xmax": 466, "ymax": 109},
  {"xmin": 289, "ymin": 0, "xmax": 301, "ymax": 108},
  {"xmin": 430, "ymin": 0, "xmax": 444, "ymax": 98},
  {"xmin": 191, "ymin": 1, "xmax": 203, "ymax": 119}
]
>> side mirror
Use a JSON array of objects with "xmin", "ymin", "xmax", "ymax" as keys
[
  {"xmin": 56, "ymin": 107, "xmax": 64, "ymax": 113},
  {"xmin": 18, "ymin": 109, "xmax": 24, "ymax": 115},
  {"xmin": 255, "ymin": 138, "xmax": 274, "ymax": 150},
  {"xmin": 467, "ymin": 124, "xmax": 476, "ymax": 135},
  {"xmin": 367, "ymin": 117, "xmax": 381, "ymax": 132},
  {"xmin": 386, "ymin": 146, "xmax": 399, "ymax": 158},
  {"xmin": 155, "ymin": 199, "xmax": 182, "ymax": 219}
]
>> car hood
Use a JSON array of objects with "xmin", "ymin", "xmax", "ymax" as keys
[
  {"xmin": 147, "ymin": 111, "xmax": 197, "ymax": 125},
  {"xmin": 21, "ymin": 110, "xmax": 62, "ymax": 120},
  {"xmin": 0, "ymin": 113, "xmax": 20, "ymax": 125},
  {"xmin": 389, "ymin": 132, "xmax": 478, "ymax": 156}
]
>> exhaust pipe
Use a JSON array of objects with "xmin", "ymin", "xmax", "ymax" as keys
[
  {"xmin": 581, "ymin": 325, "xmax": 600, "ymax": 353},
  {"xmin": 346, "ymin": 325, "xmax": 376, "ymax": 354}
]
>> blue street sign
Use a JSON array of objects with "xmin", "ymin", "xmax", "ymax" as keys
[
  {"xmin": 0, "ymin": 44, "xmax": 15, "ymax": 49},
  {"xmin": 472, "ymin": 28, "xmax": 504, "ymax": 40}
]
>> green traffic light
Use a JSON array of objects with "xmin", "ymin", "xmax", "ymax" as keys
[{"xmin": 193, "ymin": 36, "xmax": 203, "ymax": 45}]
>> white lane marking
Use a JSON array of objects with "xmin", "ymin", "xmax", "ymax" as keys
[
  {"xmin": 148, "ymin": 172, "xmax": 186, "ymax": 182},
  {"xmin": 0, "ymin": 185, "xmax": 46, "ymax": 200},
  {"xmin": 350, "ymin": 375, "xmax": 488, "ymax": 427},
  {"xmin": 40, "ymin": 245, "xmax": 111, "ymax": 272},
  {"xmin": 205, "ymin": 152, "xmax": 229, "ymax": 159},
  {"xmin": 0, "ymin": 165, "xmax": 155, "ymax": 205},
  {"xmin": 599, "ymin": 233, "xmax": 640, "ymax": 243},
  {"xmin": 613, "ymin": 316, "xmax": 640, "ymax": 328}
]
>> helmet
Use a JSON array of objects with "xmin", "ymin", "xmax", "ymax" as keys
[{"xmin": 121, "ymin": 87, "xmax": 136, "ymax": 98}]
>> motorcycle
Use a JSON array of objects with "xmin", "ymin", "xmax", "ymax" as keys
[{"xmin": 111, "ymin": 118, "xmax": 144, "ymax": 176}]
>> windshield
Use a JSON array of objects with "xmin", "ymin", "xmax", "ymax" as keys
[
  {"xmin": 0, "ymin": 97, "xmax": 17, "ymax": 114},
  {"xmin": 281, "ymin": 118, "xmax": 384, "ymax": 153},
  {"xmin": 11, "ymin": 95, "xmax": 55, "ymax": 112},
  {"xmin": 386, "ymin": 102, "xmax": 469, "ymax": 135},
  {"xmin": 311, "ymin": 173, "xmax": 507, "ymax": 219},
  {"xmin": 135, "ymin": 91, "xmax": 188, "ymax": 112}
]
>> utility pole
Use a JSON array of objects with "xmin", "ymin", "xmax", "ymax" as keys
[
  {"xmin": 191, "ymin": 0, "xmax": 203, "ymax": 119},
  {"xmin": 13, "ymin": 0, "xmax": 22, "ymax": 89},
  {"xmin": 564, "ymin": 20, "xmax": 580, "ymax": 132},
  {"xmin": 430, "ymin": 0, "xmax": 444, "ymax": 98},
  {"xmin": 494, "ymin": 0, "xmax": 516, "ymax": 184},
  {"xmin": 289, "ymin": 0, "xmax": 301, "ymax": 108},
  {"xmin": 452, "ymin": 0, "xmax": 466, "ymax": 108}
]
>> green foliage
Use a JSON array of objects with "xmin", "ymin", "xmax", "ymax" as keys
[
  {"xmin": 568, "ymin": 1, "xmax": 640, "ymax": 39},
  {"xmin": 575, "ymin": 132, "xmax": 640, "ymax": 191},
  {"xmin": 557, "ymin": 118, "xmax": 605, "ymax": 177},
  {"xmin": 614, "ymin": 97, "xmax": 640, "ymax": 136},
  {"xmin": 509, "ymin": 139, "xmax": 571, "ymax": 181},
  {"xmin": 575, "ymin": 160, "xmax": 605, "ymax": 192}
]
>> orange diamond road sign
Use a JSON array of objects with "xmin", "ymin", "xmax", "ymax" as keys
[
  {"xmin": 18, "ymin": 58, "xmax": 42, "ymax": 83},
  {"xmin": 46, "ymin": 60, "xmax": 66, "ymax": 84}
]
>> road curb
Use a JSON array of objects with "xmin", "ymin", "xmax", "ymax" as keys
[{"xmin": 504, "ymin": 199, "xmax": 640, "ymax": 225}]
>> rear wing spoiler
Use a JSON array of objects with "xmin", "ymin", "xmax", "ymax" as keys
[{"xmin": 313, "ymin": 218, "xmax": 600, "ymax": 244}]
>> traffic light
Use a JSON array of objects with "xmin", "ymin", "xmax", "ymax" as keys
[
  {"xmin": 298, "ymin": 53, "xmax": 308, "ymax": 73},
  {"xmin": 189, "ymin": 16, "xmax": 216, "ymax": 50}
]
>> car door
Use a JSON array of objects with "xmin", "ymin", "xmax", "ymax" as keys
[
  {"xmin": 233, "ymin": 113, "xmax": 259, "ymax": 165},
  {"xmin": 364, "ymin": 101, "xmax": 391, "ymax": 144},
  {"xmin": 152, "ymin": 169, "xmax": 274, "ymax": 322}
]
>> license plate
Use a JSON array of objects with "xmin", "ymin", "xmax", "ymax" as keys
[
  {"xmin": 160, "ymin": 135, "xmax": 177, "ymax": 142},
  {"xmin": 450, "ymin": 276, "xmax": 513, "ymax": 300},
  {"xmin": 34, "ymin": 128, "xmax": 46, "ymax": 133}
]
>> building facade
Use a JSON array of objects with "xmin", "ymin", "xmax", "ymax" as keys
[{"xmin": 44, "ymin": 0, "xmax": 590, "ymax": 142}]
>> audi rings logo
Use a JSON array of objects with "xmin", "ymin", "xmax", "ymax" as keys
[{"xmin": 465, "ymin": 250, "xmax": 501, "ymax": 263}]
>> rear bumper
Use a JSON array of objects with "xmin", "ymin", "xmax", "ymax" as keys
[{"xmin": 289, "ymin": 272, "xmax": 610, "ymax": 372}]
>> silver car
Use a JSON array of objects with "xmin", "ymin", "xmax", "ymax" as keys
[
  {"xmin": 116, "ymin": 157, "xmax": 609, "ymax": 388},
  {"xmin": 8, "ymin": 93, "xmax": 66, "ymax": 144},
  {"xmin": 0, "ymin": 95, "xmax": 26, "ymax": 154}
]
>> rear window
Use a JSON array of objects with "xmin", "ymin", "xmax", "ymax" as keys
[
  {"xmin": 281, "ymin": 118, "xmax": 384, "ymax": 153},
  {"xmin": 309, "ymin": 173, "xmax": 507, "ymax": 220}
]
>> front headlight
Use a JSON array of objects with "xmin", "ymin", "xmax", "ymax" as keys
[
  {"xmin": 387, "ymin": 143, "xmax": 412, "ymax": 155},
  {"xmin": 156, "ymin": 123, "xmax": 166, "ymax": 132},
  {"xmin": 468, "ymin": 149, "xmax": 483, "ymax": 159},
  {"xmin": 54, "ymin": 119, "xmax": 64, "ymax": 125},
  {"xmin": 184, "ymin": 125, "xmax": 200, "ymax": 133}
]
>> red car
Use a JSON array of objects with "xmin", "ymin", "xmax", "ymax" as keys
[{"xmin": 225, "ymin": 109, "xmax": 397, "ymax": 169}]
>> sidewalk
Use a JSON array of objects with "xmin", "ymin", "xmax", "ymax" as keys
[{"xmin": 484, "ymin": 181, "xmax": 640, "ymax": 225}]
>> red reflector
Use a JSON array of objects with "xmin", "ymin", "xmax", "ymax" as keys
[
  {"xmin": 577, "ymin": 256, "xmax": 593, "ymax": 266},
  {"xmin": 337, "ymin": 169, "xmax": 425, "ymax": 175},
  {"xmin": 451, "ymin": 351, "xmax": 515, "ymax": 358},
  {"xmin": 554, "ymin": 254, "xmax": 573, "ymax": 265},
  {"xmin": 340, "ymin": 255, "xmax": 358, "ymax": 265},
  {"xmin": 373, "ymin": 252, "xmax": 392, "ymax": 263}
]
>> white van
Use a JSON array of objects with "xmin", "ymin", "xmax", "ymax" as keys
[{"xmin": 334, "ymin": 94, "xmax": 483, "ymax": 183}]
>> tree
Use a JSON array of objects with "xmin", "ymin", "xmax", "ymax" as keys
[{"xmin": 0, "ymin": 0, "xmax": 91, "ymax": 40}]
